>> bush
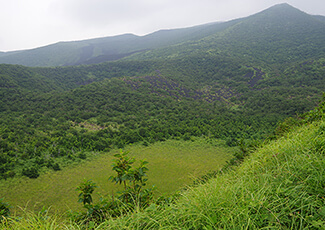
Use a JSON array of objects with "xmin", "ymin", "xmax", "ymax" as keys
[
  {"xmin": 52, "ymin": 163, "xmax": 61, "ymax": 171},
  {"xmin": 78, "ymin": 152, "xmax": 87, "ymax": 159},
  {"xmin": 22, "ymin": 166, "xmax": 40, "ymax": 179},
  {"xmin": 76, "ymin": 180, "xmax": 97, "ymax": 206},
  {"xmin": 3, "ymin": 171, "xmax": 15, "ymax": 180}
]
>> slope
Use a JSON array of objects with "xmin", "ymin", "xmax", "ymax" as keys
[
  {"xmin": 89, "ymin": 98, "xmax": 325, "ymax": 229},
  {"xmin": 1, "ymin": 91, "xmax": 325, "ymax": 229},
  {"xmin": 0, "ymin": 3, "xmax": 324, "ymax": 183},
  {"xmin": 1, "ymin": 55, "xmax": 323, "ymax": 180},
  {"xmin": 0, "ymin": 21, "xmax": 237, "ymax": 67},
  {"xmin": 128, "ymin": 4, "xmax": 325, "ymax": 67}
]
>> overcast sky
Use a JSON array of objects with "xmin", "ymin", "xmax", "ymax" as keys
[{"xmin": 1, "ymin": 0, "xmax": 324, "ymax": 52}]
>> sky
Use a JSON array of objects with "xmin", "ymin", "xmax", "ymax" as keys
[{"xmin": 0, "ymin": 0, "xmax": 324, "ymax": 52}]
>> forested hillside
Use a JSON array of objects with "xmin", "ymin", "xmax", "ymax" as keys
[
  {"xmin": 1, "ymin": 4, "xmax": 325, "ymax": 181},
  {"xmin": 1, "ymin": 51, "xmax": 324, "ymax": 178},
  {"xmin": 0, "ymin": 3, "xmax": 325, "ymax": 229},
  {"xmin": 127, "ymin": 4, "xmax": 325, "ymax": 67}
]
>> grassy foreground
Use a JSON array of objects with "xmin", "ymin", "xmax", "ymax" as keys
[
  {"xmin": 93, "ymin": 121, "xmax": 325, "ymax": 229},
  {"xmin": 0, "ymin": 137, "xmax": 232, "ymax": 215},
  {"xmin": 2, "ymin": 120, "xmax": 325, "ymax": 229}
]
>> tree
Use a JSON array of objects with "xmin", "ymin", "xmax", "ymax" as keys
[
  {"xmin": 108, "ymin": 150, "xmax": 154, "ymax": 209},
  {"xmin": 76, "ymin": 179, "xmax": 97, "ymax": 206}
]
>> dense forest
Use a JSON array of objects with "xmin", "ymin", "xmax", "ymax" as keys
[
  {"xmin": 0, "ymin": 57, "xmax": 324, "ymax": 180},
  {"xmin": 0, "ymin": 3, "xmax": 324, "ymax": 185}
]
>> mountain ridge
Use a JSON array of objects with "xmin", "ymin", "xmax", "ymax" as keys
[
  {"xmin": 0, "ymin": 22, "xmax": 236, "ymax": 66},
  {"xmin": 1, "ymin": 3, "xmax": 322, "ymax": 67},
  {"xmin": 126, "ymin": 3, "xmax": 325, "ymax": 66}
]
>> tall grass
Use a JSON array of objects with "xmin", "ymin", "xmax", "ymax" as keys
[
  {"xmin": 0, "ymin": 207, "xmax": 72, "ymax": 230},
  {"xmin": 96, "ymin": 121, "xmax": 325, "ymax": 229}
]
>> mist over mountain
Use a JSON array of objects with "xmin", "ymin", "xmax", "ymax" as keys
[
  {"xmin": 0, "ymin": 21, "xmax": 235, "ymax": 67},
  {"xmin": 0, "ymin": 3, "xmax": 323, "ymax": 67}
]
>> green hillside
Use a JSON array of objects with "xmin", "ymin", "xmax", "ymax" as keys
[
  {"xmin": 1, "ymin": 89, "xmax": 325, "ymax": 230},
  {"xmin": 313, "ymin": 15, "xmax": 325, "ymax": 22},
  {"xmin": 92, "ymin": 98, "xmax": 325, "ymax": 229},
  {"xmin": 0, "ymin": 56, "xmax": 324, "ymax": 182},
  {"xmin": 1, "ymin": 55, "xmax": 323, "ymax": 181},
  {"xmin": 128, "ymin": 4, "xmax": 325, "ymax": 66},
  {"xmin": 0, "ymin": 3, "xmax": 325, "ymax": 229}
]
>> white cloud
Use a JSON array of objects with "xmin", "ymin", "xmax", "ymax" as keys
[{"xmin": 0, "ymin": 0, "xmax": 324, "ymax": 51}]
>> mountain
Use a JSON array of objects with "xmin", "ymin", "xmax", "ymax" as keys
[
  {"xmin": 127, "ymin": 3, "xmax": 325, "ymax": 66},
  {"xmin": 0, "ymin": 21, "xmax": 237, "ymax": 67},
  {"xmin": 0, "ymin": 3, "xmax": 324, "ymax": 181},
  {"xmin": 223, "ymin": 3, "xmax": 325, "ymax": 64},
  {"xmin": 2, "ymin": 4, "xmax": 323, "ymax": 67},
  {"xmin": 313, "ymin": 15, "xmax": 325, "ymax": 22},
  {"xmin": 0, "ymin": 4, "xmax": 325, "ymax": 228}
]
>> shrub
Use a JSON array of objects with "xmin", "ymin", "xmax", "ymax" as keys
[
  {"xmin": 52, "ymin": 163, "xmax": 61, "ymax": 171},
  {"xmin": 108, "ymin": 150, "xmax": 154, "ymax": 210},
  {"xmin": 22, "ymin": 166, "xmax": 40, "ymax": 179},
  {"xmin": 72, "ymin": 151, "xmax": 155, "ymax": 226},
  {"xmin": 76, "ymin": 179, "xmax": 97, "ymax": 206},
  {"xmin": 78, "ymin": 152, "xmax": 87, "ymax": 159}
]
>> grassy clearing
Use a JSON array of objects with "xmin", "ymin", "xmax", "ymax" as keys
[
  {"xmin": 95, "ymin": 121, "xmax": 325, "ymax": 229},
  {"xmin": 0, "ymin": 137, "xmax": 233, "ymax": 215}
]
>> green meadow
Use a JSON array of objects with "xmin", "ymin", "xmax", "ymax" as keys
[
  {"xmin": 88, "ymin": 120, "xmax": 325, "ymax": 229},
  {"xmin": 0, "ymin": 137, "xmax": 233, "ymax": 215}
]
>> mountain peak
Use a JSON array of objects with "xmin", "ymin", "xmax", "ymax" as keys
[
  {"xmin": 260, "ymin": 3, "xmax": 307, "ymax": 15},
  {"xmin": 271, "ymin": 3, "xmax": 294, "ymax": 8},
  {"xmin": 246, "ymin": 2, "xmax": 315, "ymax": 24}
]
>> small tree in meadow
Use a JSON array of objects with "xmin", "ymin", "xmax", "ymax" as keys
[
  {"xmin": 73, "ymin": 151, "xmax": 154, "ymax": 226},
  {"xmin": 109, "ymin": 150, "xmax": 154, "ymax": 209},
  {"xmin": 76, "ymin": 179, "xmax": 97, "ymax": 206}
]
